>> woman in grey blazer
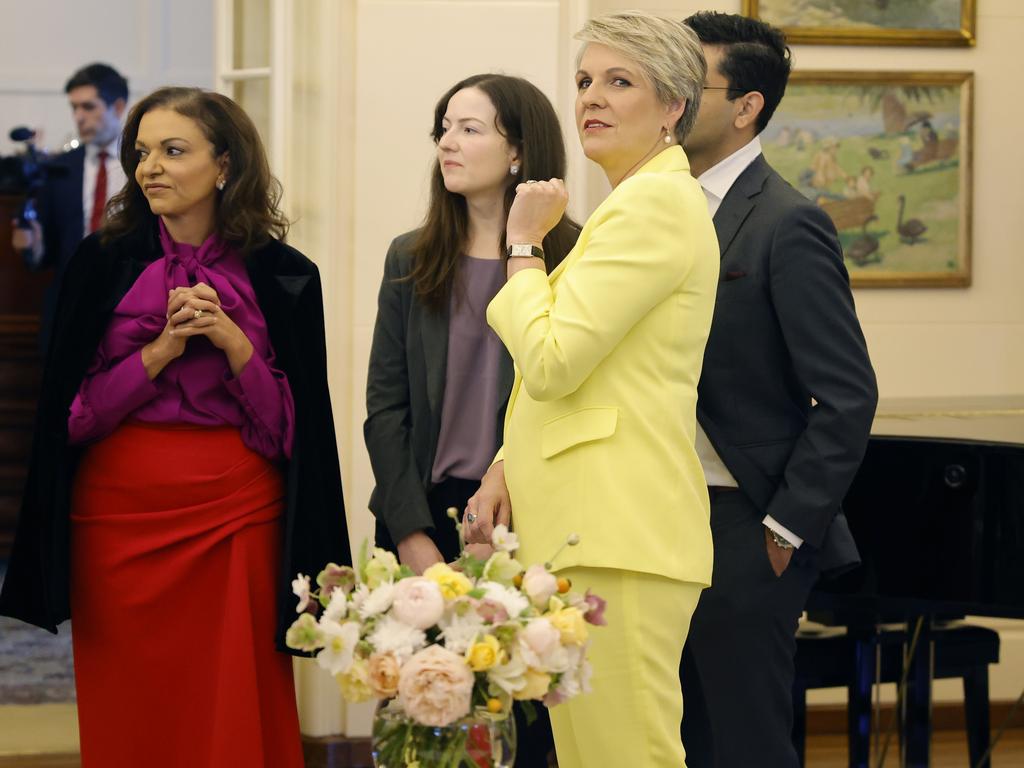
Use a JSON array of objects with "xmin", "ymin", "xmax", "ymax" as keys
[
  {"xmin": 364, "ymin": 74, "xmax": 577, "ymax": 573},
  {"xmin": 364, "ymin": 74, "xmax": 578, "ymax": 768}
]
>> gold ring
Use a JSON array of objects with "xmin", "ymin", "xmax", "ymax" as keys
[{"xmin": 194, "ymin": 309, "xmax": 203, "ymax": 319}]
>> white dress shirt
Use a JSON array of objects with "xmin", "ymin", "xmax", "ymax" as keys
[
  {"xmin": 696, "ymin": 136, "xmax": 803, "ymax": 549},
  {"xmin": 82, "ymin": 140, "xmax": 126, "ymax": 237}
]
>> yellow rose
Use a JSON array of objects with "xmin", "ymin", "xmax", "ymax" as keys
[
  {"xmin": 513, "ymin": 668, "xmax": 552, "ymax": 700},
  {"xmin": 465, "ymin": 634, "xmax": 506, "ymax": 672},
  {"xmin": 548, "ymin": 607, "xmax": 588, "ymax": 645},
  {"xmin": 336, "ymin": 657, "xmax": 374, "ymax": 702},
  {"xmin": 423, "ymin": 562, "xmax": 473, "ymax": 600}
]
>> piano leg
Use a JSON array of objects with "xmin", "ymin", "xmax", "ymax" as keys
[
  {"xmin": 963, "ymin": 665, "xmax": 991, "ymax": 768},
  {"xmin": 903, "ymin": 617, "xmax": 934, "ymax": 767}
]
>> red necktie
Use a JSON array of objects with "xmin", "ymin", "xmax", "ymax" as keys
[{"xmin": 89, "ymin": 150, "xmax": 109, "ymax": 233}]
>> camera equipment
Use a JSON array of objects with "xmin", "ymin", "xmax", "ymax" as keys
[{"xmin": 0, "ymin": 126, "xmax": 67, "ymax": 226}]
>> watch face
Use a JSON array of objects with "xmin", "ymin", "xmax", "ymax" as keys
[{"xmin": 511, "ymin": 244, "xmax": 532, "ymax": 257}]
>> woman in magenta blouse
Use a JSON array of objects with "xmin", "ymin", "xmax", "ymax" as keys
[{"xmin": 0, "ymin": 88, "xmax": 349, "ymax": 767}]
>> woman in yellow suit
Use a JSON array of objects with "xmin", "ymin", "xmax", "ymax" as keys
[{"xmin": 465, "ymin": 11, "xmax": 719, "ymax": 767}]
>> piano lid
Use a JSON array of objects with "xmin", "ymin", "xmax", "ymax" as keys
[{"xmin": 872, "ymin": 395, "xmax": 1024, "ymax": 446}]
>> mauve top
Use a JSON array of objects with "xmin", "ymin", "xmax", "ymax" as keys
[
  {"xmin": 430, "ymin": 255, "xmax": 506, "ymax": 483},
  {"xmin": 67, "ymin": 220, "xmax": 296, "ymax": 460}
]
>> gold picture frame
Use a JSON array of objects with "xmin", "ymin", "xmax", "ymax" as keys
[
  {"xmin": 760, "ymin": 70, "xmax": 973, "ymax": 287},
  {"xmin": 743, "ymin": 0, "xmax": 976, "ymax": 47}
]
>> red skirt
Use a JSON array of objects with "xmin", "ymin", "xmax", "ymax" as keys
[{"xmin": 70, "ymin": 422, "xmax": 303, "ymax": 768}]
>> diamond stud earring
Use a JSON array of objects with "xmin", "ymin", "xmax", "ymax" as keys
[{"xmin": 510, "ymin": 164, "xmax": 520, "ymax": 176}]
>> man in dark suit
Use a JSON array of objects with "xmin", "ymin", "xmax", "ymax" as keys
[
  {"xmin": 678, "ymin": 12, "xmax": 878, "ymax": 767},
  {"xmin": 12, "ymin": 63, "xmax": 128, "ymax": 351}
]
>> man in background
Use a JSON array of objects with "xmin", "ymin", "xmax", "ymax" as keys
[
  {"xmin": 12, "ymin": 63, "xmax": 128, "ymax": 351},
  {"xmin": 679, "ymin": 12, "xmax": 878, "ymax": 767}
]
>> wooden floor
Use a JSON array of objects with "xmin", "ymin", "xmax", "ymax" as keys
[
  {"xmin": 2, "ymin": 729, "xmax": 1022, "ymax": 767},
  {"xmin": 804, "ymin": 728, "xmax": 1024, "ymax": 767}
]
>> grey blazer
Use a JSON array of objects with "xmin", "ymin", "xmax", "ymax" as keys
[
  {"xmin": 697, "ymin": 155, "xmax": 878, "ymax": 573},
  {"xmin": 363, "ymin": 231, "xmax": 513, "ymax": 546}
]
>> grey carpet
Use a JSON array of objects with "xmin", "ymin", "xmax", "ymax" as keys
[{"xmin": 0, "ymin": 562, "xmax": 76, "ymax": 704}]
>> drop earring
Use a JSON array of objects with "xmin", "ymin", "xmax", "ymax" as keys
[
  {"xmin": 663, "ymin": 128, "xmax": 672, "ymax": 145},
  {"xmin": 216, "ymin": 177, "xmax": 226, "ymax": 190},
  {"xmin": 510, "ymin": 164, "xmax": 520, "ymax": 176}
]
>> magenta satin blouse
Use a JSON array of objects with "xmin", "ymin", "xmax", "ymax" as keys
[{"xmin": 67, "ymin": 221, "xmax": 295, "ymax": 460}]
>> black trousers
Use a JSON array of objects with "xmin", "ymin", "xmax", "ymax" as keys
[
  {"xmin": 680, "ymin": 489, "xmax": 821, "ymax": 768},
  {"xmin": 375, "ymin": 476, "xmax": 554, "ymax": 768}
]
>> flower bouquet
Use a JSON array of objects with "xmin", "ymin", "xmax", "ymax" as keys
[{"xmin": 286, "ymin": 515, "xmax": 605, "ymax": 768}]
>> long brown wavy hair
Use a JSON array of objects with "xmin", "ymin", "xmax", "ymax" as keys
[
  {"xmin": 103, "ymin": 87, "xmax": 288, "ymax": 252},
  {"xmin": 411, "ymin": 74, "xmax": 579, "ymax": 312}
]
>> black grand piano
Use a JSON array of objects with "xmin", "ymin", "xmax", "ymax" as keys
[{"xmin": 800, "ymin": 396, "xmax": 1024, "ymax": 767}]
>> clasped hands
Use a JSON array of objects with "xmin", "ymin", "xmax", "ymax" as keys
[{"xmin": 142, "ymin": 281, "xmax": 253, "ymax": 380}]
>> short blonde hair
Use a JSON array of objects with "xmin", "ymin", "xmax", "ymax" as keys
[{"xmin": 575, "ymin": 11, "xmax": 706, "ymax": 143}]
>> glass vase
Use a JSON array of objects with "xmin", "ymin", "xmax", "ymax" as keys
[{"xmin": 372, "ymin": 705, "xmax": 517, "ymax": 768}]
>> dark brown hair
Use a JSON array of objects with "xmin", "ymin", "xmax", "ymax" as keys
[
  {"xmin": 411, "ymin": 74, "xmax": 579, "ymax": 312},
  {"xmin": 103, "ymin": 87, "xmax": 288, "ymax": 252}
]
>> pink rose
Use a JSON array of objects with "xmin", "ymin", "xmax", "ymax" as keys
[
  {"xmin": 398, "ymin": 645, "xmax": 474, "ymax": 726},
  {"xmin": 520, "ymin": 618, "xmax": 560, "ymax": 662},
  {"xmin": 391, "ymin": 577, "xmax": 445, "ymax": 630},
  {"xmin": 521, "ymin": 564, "xmax": 557, "ymax": 608}
]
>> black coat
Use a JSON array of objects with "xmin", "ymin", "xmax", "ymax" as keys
[
  {"xmin": 0, "ymin": 223, "xmax": 351, "ymax": 651},
  {"xmin": 697, "ymin": 155, "xmax": 878, "ymax": 573},
  {"xmin": 31, "ymin": 146, "xmax": 87, "ymax": 352}
]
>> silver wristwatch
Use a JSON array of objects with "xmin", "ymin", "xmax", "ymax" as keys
[{"xmin": 507, "ymin": 243, "xmax": 544, "ymax": 259}]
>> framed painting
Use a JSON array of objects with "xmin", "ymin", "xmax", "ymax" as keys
[
  {"xmin": 760, "ymin": 71, "xmax": 973, "ymax": 287},
  {"xmin": 742, "ymin": 0, "xmax": 976, "ymax": 47}
]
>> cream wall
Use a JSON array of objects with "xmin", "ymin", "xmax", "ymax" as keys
[{"xmin": 0, "ymin": 0, "xmax": 213, "ymax": 155}]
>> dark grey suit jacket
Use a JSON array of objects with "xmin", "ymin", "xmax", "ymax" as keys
[
  {"xmin": 697, "ymin": 154, "xmax": 878, "ymax": 572},
  {"xmin": 364, "ymin": 231, "xmax": 514, "ymax": 546}
]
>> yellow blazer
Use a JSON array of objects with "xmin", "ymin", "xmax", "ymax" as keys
[{"xmin": 487, "ymin": 147, "xmax": 719, "ymax": 585}]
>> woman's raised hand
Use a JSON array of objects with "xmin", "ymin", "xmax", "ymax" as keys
[{"xmin": 506, "ymin": 178, "xmax": 568, "ymax": 247}]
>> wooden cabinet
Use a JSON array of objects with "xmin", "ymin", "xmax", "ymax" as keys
[{"xmin": 0, "ymin": 195, "xmax": 50, "ymax": 558}]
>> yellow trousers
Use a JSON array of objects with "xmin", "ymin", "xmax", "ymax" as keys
[{"xmin": 547, "ymin": 567, "xmax": 704, "ymax": 768}]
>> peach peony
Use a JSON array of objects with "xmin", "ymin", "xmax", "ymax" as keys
[
  {"xmin": 397, "ymin": 645, "xmax": 474, "ymax": 726},
  {"xmin": 368, "ymin": 652, "xmax": 401, "ymax": 698}
]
